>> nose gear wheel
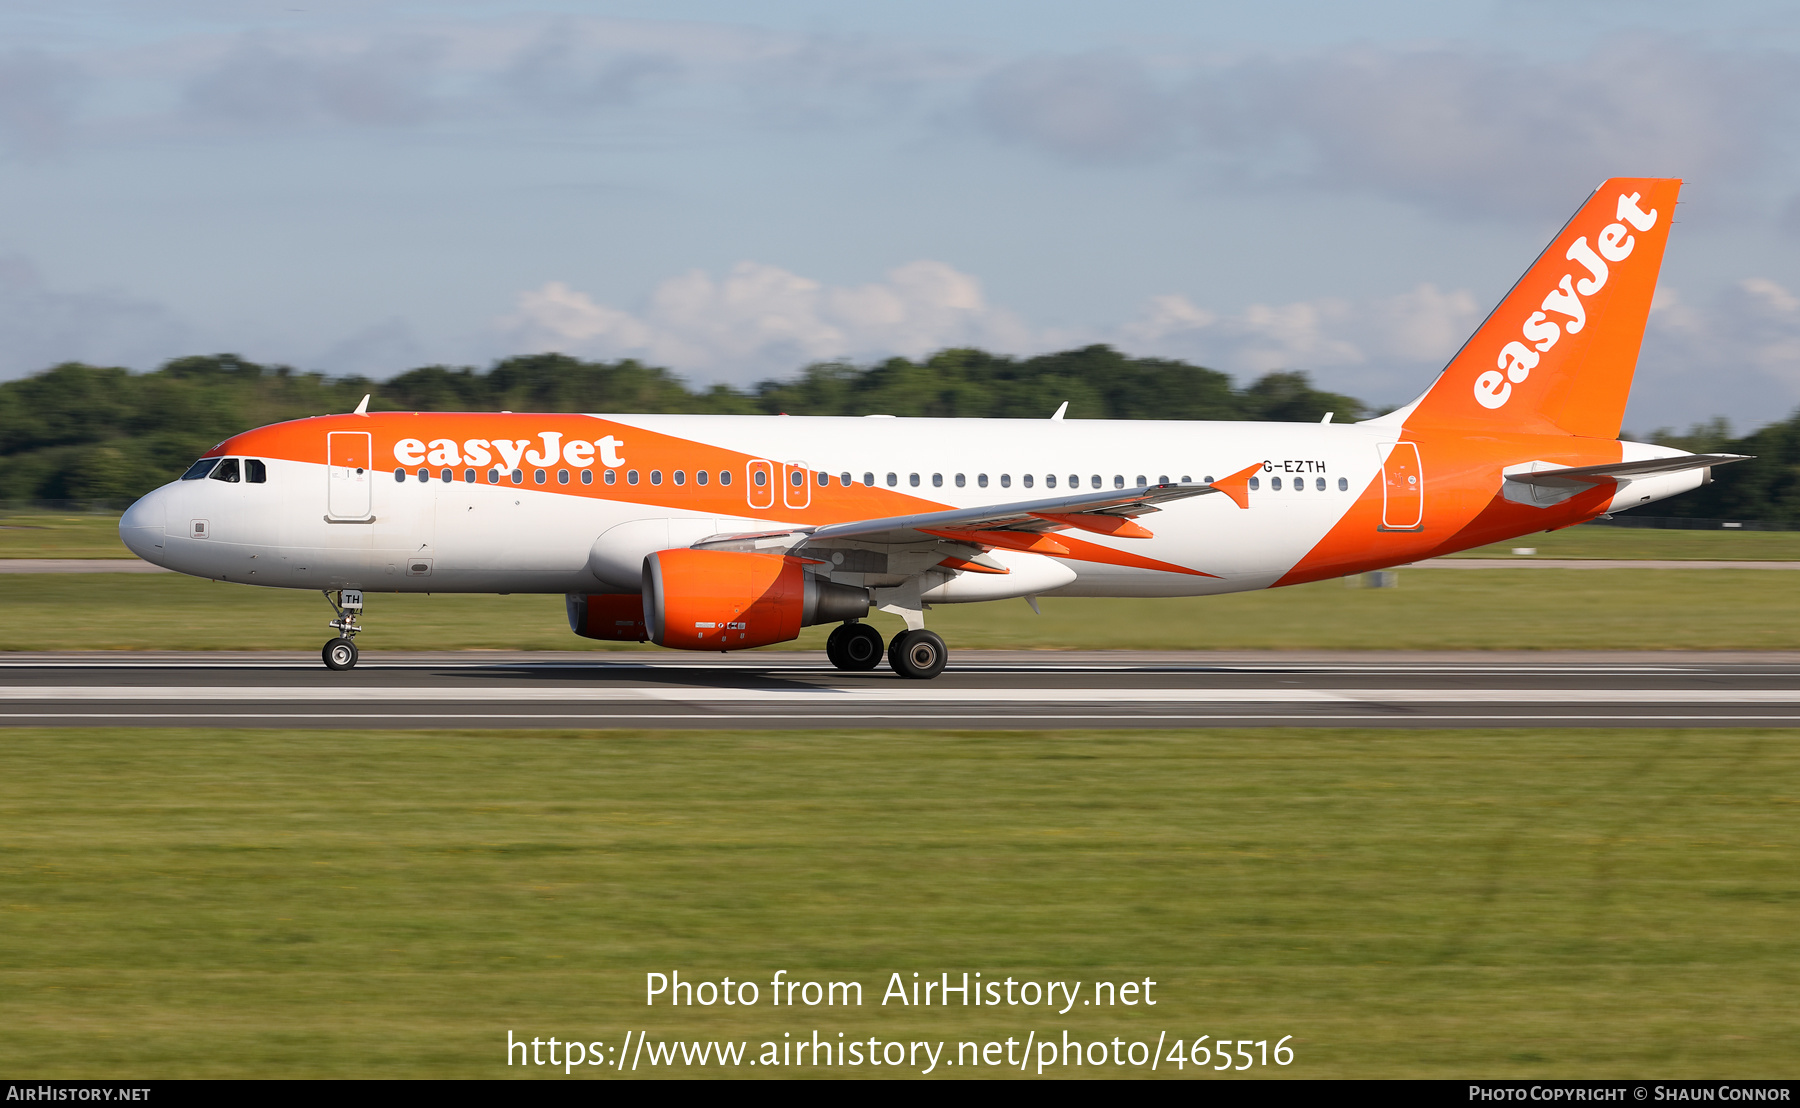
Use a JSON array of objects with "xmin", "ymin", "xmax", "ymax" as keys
[
  {"xmin": 320, "ymin": 589, "xmax": 364, "ymax": 671},
  {"xmin": 322, "ymin": 637, "xmax": 359, "ymax": 670}
]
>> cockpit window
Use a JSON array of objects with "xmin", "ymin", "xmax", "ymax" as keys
[
  {"xmin": 209, "ymin": 457, "xmax": 241, "ymax": 483},
  {"xmin": 181, "ymin": 458, "xmax": 220, "ymax": 480},
  {"xmin": 245, "ymin": 459, "xmax": 267, "ymax": 484}
]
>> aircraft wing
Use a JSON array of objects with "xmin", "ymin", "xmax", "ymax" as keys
[
  {"xmin": 1505, "ymin": 453, "xmax": 1751, "ymax": 487},
  {"xmin": 690, "ymin": 478, "xmax": 1245, "ymax": 556},
  {"xmin": 805, "ymin": 481, "xmax": 1214, "ymax": 546}
]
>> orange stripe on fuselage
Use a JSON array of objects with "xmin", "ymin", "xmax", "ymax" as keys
[
  {"xmin": 214, "ymin": 413, "xmax": 1218, "ymax": 578},
  {"xmin": 1275, "ymin": 430, "xmax": 1622, "ymax": 586},
  {"xmin": 214, "ymin": 412, "xmax": 944, "ymax": 524}
]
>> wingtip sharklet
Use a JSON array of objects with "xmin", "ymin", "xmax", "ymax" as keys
[{"xmin": 1208, "ymin": 462, "xmax": 1266, "ymax": 509}]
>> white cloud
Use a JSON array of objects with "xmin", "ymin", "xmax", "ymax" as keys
[
  {"xmin": 1118, "ymin": 283, "xmax": 1482, "ymax": 405},
  {"xmin": 153, "ymin": 16, "xmax": 963, "ymax": 137},
  {"xmin": 26, "ymin": 17, "xmax": 1800, "ymax": 224},
  {"xmin": 500, "ymin": 260, "xmax": 1033, "ymax": 382},
  {"xmin": 973, "ymin": 38, "xmax": 1800, "ymax": 218},
  {"xmin": 1198, "ymin": 38, "xmax": 1800, "ymax": 218},
  {"xmin": 497, "ymin": 261, "xmax": 1800, "ymax": 431},
  {"xmin": 502, "ymin": 260, "xmax": 1485, "ymax": 409}
]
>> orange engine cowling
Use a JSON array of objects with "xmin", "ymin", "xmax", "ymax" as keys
[
  {"xmin": 642, "ymin": 548, "xmax": 870, "ymax": 650},
  {"xmin": 565, "ymin": 592, "xmax": 649, "ymax": 642}
]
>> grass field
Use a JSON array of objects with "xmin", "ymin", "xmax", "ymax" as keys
[
  {"xmin": 5, "ymin": 567, "xmax": 1800, "ymax": 652},
  {"xmin": 0, "ymin": 512, "xmax": 133, "ymax": 558},
  {"xmin": 1, "ymin": 727, "xmax": 1793, "ymax": 1078},
  {"xmin": 1455, "ymin": 526, "xmax": 1800, "ymax": 559},
  {"xmin": 4, "ymin": 509, "xmax": 1800, "ymax": 562}
]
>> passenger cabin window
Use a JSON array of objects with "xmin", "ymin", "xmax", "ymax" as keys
[
  {"xmin": 887, "ymin": 473, "xmax": 898, "ymax": 487},
  {"xmin": 181, "ymin": 458, "xmax": 220, "ymax": 480},
  {"xmin": 932, "ymin": 473, "xmax": 942, "ymax": 487},
  {"xmin": 955, "ymin": 474, "xmax": 965, "ymax": 487},
  {"xmin": 719, "ymin": 471, "xmax": 731, "ymax": 486},
  {"xmin": 1045, "ymin": 475, "xmax": 1055, "ymax": 488},
  {"xmin": 1023, "ymin": 474, "xmax": 1034, "ymax": 488},
  {"xmin": 696, "ymin": 470, "xmax": 708, "ymax": 486},
  {"xmin": 417, "ymin": 468, "xmax": 430, "ymax": 482},
  {"xmin": 1271, "ymin": 476, "xmax": 1282, "ymax": 490},
  {"xmin": 604, "ymin": 469, "xmax": 616, "ymax": 485},
  {"xmin": 442, "ymin": 468, "xmax": 453, "ymax": 483},
  {"xmin": 1338, "ymin": 477, "xmax": 1348, "ymax": 491},
  {"xmin": 1248, "ymin": 477, "xmax": 1261, "ymax": 491},
  {"xmin": 395, "ymin": 468, "xmax": 407, "ymax": 482},
  {"xmin": 1000, "ymin": 474, "xmax": 1011, "ymax": 488},
  {"xmin": 581, "ymin": 470, "xmax": 592, "ymax": 485},
  {"xmin": 1315, "ymin": 477, "xmax": 1326, "ymax": 491},
  {"xmin": 909, "ymin": 473, "xmax": 920, "ymax": 487},
  {"xmin": 245, "ymin": 459, "xmax": 267, "ymax": 483},
  {"xmin": 465, "ymin": 468, "xmax": 476, "ymax": 484},
  {"xmin": 978, "ymin": 474, "xmax": 988, "ymax": 488},
  {"xmin": 210, "ymin": 458, "xmax": 241, "ymax": 483}
]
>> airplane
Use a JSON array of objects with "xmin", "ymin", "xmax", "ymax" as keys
[{"xmin": 118, "ymin": 177, "xmax": 1745, "ymax": 677}]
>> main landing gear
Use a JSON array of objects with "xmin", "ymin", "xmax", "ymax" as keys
[
  {"xmin": 322, "ymin": 589, "xmax": 364, "ymax": 671},
  {"xmin": 826, "ymin": 621, "xmax": 947, "ymax": 680},
  {"xmin": 825, "ymin": 622, "xmax": 885, "ymax": 671}
]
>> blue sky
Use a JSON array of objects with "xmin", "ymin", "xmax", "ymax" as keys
[{"xmin": 2, "ymin": 0, "xmax": 1798, "ymax": 431}]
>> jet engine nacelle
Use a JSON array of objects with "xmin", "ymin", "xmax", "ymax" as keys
[{"xmin": 642, "ymin": 548, "xmax": 870, "ymax": 650}]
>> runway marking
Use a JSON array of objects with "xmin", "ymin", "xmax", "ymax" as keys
[
  {"xmin": 0, "ymin": 659, "xmax": 1727, "ymax": 674},
  {"xmin": 6, "ymin": 686, "xmax": 1800, "ymax": 704},
  {"xmin": 8, "ymin": 713, "xmax": 1800, "ymax": 725}
]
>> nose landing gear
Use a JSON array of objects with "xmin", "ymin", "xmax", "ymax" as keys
[{"xmin": 322, "ymin": 589, "xmax": 364, "ymax": 671}]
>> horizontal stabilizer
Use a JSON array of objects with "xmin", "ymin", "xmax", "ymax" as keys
[{"xmin": 1506, "ymin": 453, "xmax": 1750, "ymax": 487}]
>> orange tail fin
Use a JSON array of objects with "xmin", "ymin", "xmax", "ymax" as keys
[{"xmin": 1383, "ymin": 177, "xmax": 1681, "ymax": 439}]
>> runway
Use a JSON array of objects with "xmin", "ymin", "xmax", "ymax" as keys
[{"xmin": 4, "ymin": 650, "xmax": 1800, "ymax": 728}]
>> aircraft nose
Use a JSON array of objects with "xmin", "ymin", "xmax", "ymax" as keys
[{"xmin": 119, "ymin": 490, "xmax": 168, "ymax": 563}]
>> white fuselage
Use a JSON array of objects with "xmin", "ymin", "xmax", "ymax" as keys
[{"xmin": 119, "ymin": 413, "xmax": 1694, "ymax": 601}]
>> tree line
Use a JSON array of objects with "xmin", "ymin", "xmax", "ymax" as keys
[{"xmin": 0, "ymin": 346, "xmax": 1362, "ymax": 502}]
